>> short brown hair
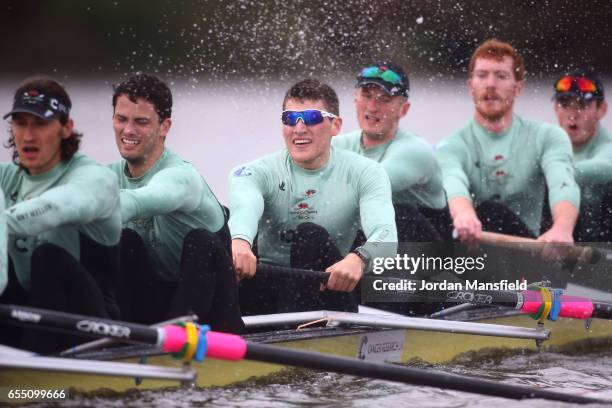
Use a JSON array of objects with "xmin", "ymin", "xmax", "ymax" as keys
[
  {"xmin": 282, "ymin": 79, "xmax": 339, "ymax": 115},
  {"xmin": 468, "ymin": 39, "xmax": 525, "ymax": 81},
  {"xmin": 112, "ymin": 73, "xmax": 172, "ymax": 122},
  {"xmin": 6, "ymin": 76, "xmax": 82, "ymax": 165}
]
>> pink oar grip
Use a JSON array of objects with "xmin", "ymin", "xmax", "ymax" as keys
[
  {"xmin": 521, "ymin": 290, "xmax": 544, "ymax": 314},
  {"xmin": 520, "ymin": 291, "xmax": 594, "ymax": 319},
  {"xmin": 205, "ymin": 331, "xmax": 247, "ymax": 360},
  {"xmin": 162, "ymin": 325, "xmax": 188, "ymax": 353},
  {"xmin": 558, "ymin": 295, "xmax": 594, "ymax": 319}
]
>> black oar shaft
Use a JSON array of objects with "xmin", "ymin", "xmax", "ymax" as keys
[
  {"xmin": 0, "ymin": 304, "xmax": 160, "ymax": 345},
  {"xmin": 257, "ymin": 264, "xmax": 521, "ymax": 307},
  {"xmin": 593, "ymin": 302, "xmax": 612, "ymax": 319},
  {"xmin": 256, "ymin": 265, "xmax": 612, "ymax": 321},
  {"xmin": 257, "ymin": 263, "xmax": 329, "ymax": 282},
  {"xmin": 245, "ymin": 342, "xmax": 601, "ymax": 404}
]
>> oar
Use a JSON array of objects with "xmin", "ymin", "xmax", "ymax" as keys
[
  {"xmin": 60, "ymin": 313, "xmax": 199, "ymax": 356},
  {"xmin": 0, "ymin": 304, "xmax": 605, "ymax": 404},
  {"xmin": 256, "ymin": 265, "xmax": 612, "ymax": 320},
  {"xmin": 478, "ymin": 231, "xmax": 612, "ymax": 264},
  {"xmin": 256, "ymin": 263, "xmax": 329, "ymax": 281},
  {"xmin": 2, "ymin": 353, "xmax": 196, "ymax": 383}
]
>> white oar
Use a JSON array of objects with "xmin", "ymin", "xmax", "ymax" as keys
[
  {"xmin": 1, "ymin": 353, "xmax": 195, "ymax": 383},
  {"xmin": 243, "ymin": 310, "xmax": 549, "ymax": 340}
]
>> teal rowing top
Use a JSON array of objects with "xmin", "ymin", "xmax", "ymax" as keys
[
  {"xmin": 0, "ymin": 154, "xmax": 121, "ymax": 290},
  {"xmin": 572, "ymin": 126, "xmax": 612, "ymax": 240},
  {"xmin": 228, "ymin": 147, "xmax": 398, "ymax": 268},
  {"xmin": 332, "ymin": 128, "xmax": 447, "ymax": 209},
  {"xmin": 0, "ymin": 189, "xmax": 6, "ymax": 295},
  {"xmin": 108, "ymin": 148, "xmax": 225, "ymax": 281},
  {"xmin": 436, "ymin": 115, "xmax": 580, "ymax": 235}
]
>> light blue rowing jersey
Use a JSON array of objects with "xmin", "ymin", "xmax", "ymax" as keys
[{"xmin": 228, "ymin": 147, "xmax": 397, "ymax": 268}]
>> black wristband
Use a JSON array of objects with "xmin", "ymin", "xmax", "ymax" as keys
[{"xmin": 351, "ymin": 246, "xmax": 371, "ymax": 267}]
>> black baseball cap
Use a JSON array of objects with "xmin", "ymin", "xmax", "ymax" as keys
[
  {"xmin": 553, "ymin": 71, "xmax": 605, "ymax": 102},
  {"xmin": 3, "ymin": 88, "xmax": 71, "ymax": 120},
  {"xmin": 356, "ymin": 61, "xmax": 410, "ymax": 98}
]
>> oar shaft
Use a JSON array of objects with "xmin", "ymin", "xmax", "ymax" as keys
[
  {"xmin": 591, "ymin": 301, "xmax": 612, "ymax": 319},
  {"xmin": 256, "ymin": 265, "xmax": 608, "ymax": 320},
  {"xmin": 243, "ymin": 342, "xmax": 600, "ymax": 404},
  {"xmin": 479, "ymin": 231, "xmax": 601, "ymax": 263},
  {"xmin": 0, "ymin": 303, "xmax": 607, "ymax": 404},
  {"xmin": 0, "ymin": 304, "xmax": 163, "ymax": 347},
  {"xmin": 0, "ymin": 303, "xmax": 247, "ymax": 357},
  {"xmin": 257, "ymin": 263, "xmax": 329, "ymax": 282}
]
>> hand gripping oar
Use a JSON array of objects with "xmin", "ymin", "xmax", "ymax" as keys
[
  {"xmin": 0, "ymin": 304, "xmax": 606, "ymax": 404},
  {"xmin": 256, "ymin": 265, "xmax": 612, "ymax": 321},
  {"xmin": 478, "ymin": 231, "xmax": 612, "ymax": 264}
]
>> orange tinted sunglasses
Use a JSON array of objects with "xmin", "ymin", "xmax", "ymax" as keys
[{"xmin": 555, "ymin": 75, "xmax": 598, "ymax": 94}]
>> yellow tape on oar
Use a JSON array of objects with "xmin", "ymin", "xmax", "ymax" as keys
[
  {"xmin": 530, "ymin": 287, "xmax": 553, "ymax": 322},
  {"xmin": 171, "ymin": 322, "xmax": 199, "ymax": 362}
]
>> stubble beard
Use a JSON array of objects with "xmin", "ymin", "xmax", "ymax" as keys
[{"xmin": 475, "ymin": 97, "xmax": 514, "ymax": 123}]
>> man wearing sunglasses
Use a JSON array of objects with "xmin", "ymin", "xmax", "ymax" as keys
[
  {"xmin": 437, "ymin": 39, "xmax": 580, "ymax": 249},
  {"xmin": 229, "ymin": 79, "xmax": 397, "ymax": 315},
  {"xmin": 333, "ymin": 61, "xmax": 450, "ymax": 242},
  {"xmin": 553, "ymin": 71, "xmax": 612, "ymax": 242},
  {"xmin": 108, "ymin": 73, "xmax": 243, "ymax": 333}
]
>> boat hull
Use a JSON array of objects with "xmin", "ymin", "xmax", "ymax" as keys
[{"xmin": 1, "ymin": 313, "xmax": 611, "ymax": 398}]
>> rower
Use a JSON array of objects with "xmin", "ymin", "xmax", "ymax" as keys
[
  {"xmin": 552, "ymin": 71, "xmax": 612, "ymax": 242},
  {"xmin": 333, "ymin": 61, "xmax": 451, "ymax": 242},
  {"xmin": 0, "ymin": 190, "xmax": 6, "ymax": 297},
  {"xmin": 108, "ymin": 73, "xmax": 244, "ymax": 333},
  {"xmin": 0, "ymin": 76, "xmax": 122, "ymax": 353},
  {"xmin": 229, "ymin": 79, "xmax": 397, "ymax": 315},
  {"xmin": 436, "ymin": 39, "xmax": 580, "ymax": 247}
]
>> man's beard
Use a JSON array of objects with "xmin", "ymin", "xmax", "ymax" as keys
[
  {"xmin": 363, "ymin": 130, "xmax": 386, "ymax": 140},
  {"xmin": 475, "ymin": 95, "xmax": 513, "ymax": 122}
]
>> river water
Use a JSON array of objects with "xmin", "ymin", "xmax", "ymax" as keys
[
  {"xmin": 3, "ymin": 79, "xmax": 612, "ymax": 407},
  {"xmin": 24, "ymin": 344, "xmax": 612, "ymax": 407}
]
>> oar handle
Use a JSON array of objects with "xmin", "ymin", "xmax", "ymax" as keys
[
  {"xmin": 256, "ymin": 263, "xmax": 329, "ymax": 282},
  {"xmin": 519, "ymin": 291, "xmax": 612, "ymax": 319},
  {"xmin": 479, "ymin": 231, "xmax": 602, "ymax": 264},
  {"xmin": 0, "ymin": 303, "xmax": 248, "ymax": 358}
]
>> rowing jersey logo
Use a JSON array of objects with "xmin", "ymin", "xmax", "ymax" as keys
[
  {"xmin": 233, "ymin": 166, "xmax": 252, "ymax": 177},
  {"xmin": 303, "ymin": 189, "xmax": 317, "ymax": 197},
  {"xmin": 291, "ymin": 202, "xmax": 317, "ymax": 219}
]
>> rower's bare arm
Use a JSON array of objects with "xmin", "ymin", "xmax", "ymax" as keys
[
  {"xmin": 325, "ymin": 253, "xmax": 364, "ymax": 292},
  {"xmin": 538, "ymin": 200, "xmax": 577, "ymax": 244},
  {"xmin": 232, "ymin": 238, "xmax": 257, "ymax": 281},
  {"xmin": 449, "ymin": 196, "xmax": 481, "ymax": 244}
]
